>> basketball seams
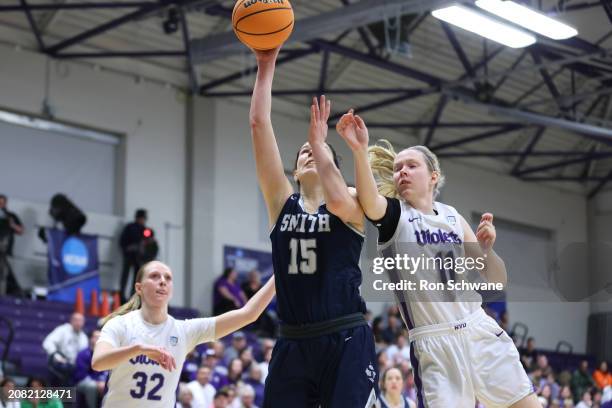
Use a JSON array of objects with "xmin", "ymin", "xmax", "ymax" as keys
[
  {"xmin": 235, "ymin": 7, "xmax": 293, "ymax": 30},
  {"xmin": 235, "ymin": 20, "xmax": 293, "ymax": 36},
  {"xmin": 232, "ymin": 0, "xmax": 249, "ymax": 23},
  {"xmin": 236, "ymin": 21, "xmax": 293, "ymax": 35}
]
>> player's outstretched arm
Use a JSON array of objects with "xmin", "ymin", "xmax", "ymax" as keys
[
  {"xmin": 461, "ymin": 213, "xmax": 507, "ymax": 287},
  {"xmin": 214, "ymin": 276, "xmax": 276, "ymax": 339},
  {"xmin": 92, "ymin": 342, "xmax": 177, "ymax": 372},
  {"xmin": 308, "ymin": 96, "xmax": 363, "ymax": 226},
  {"xmin": 336, "ymin": 110, "xmax": 388, "ymax": 221},
  {"xmin": 250, "ymin": 47, "xmax": 293, "ymax": 228}
]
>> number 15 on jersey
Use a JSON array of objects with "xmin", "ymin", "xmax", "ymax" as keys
[{"xmin": 288, "ymin": 238, "xmax": 317, "ymax": 274}]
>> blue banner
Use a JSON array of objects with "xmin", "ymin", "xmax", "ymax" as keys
[
  {"xmin": 46, "ymin": 228, "xmax": 100, "ymax": 303},
  {"xmin": 223, "ymin": 245, "xmax": 273, "ymax": 281}
]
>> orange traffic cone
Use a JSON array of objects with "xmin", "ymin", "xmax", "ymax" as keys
[
  {"xmin": 89, "ymin": 289, "xmax": 99, "ymax": 317},
  {"xmin": 74, "ymin": 288, "xmax": 85, "ymax": 315},
  {"xmin": 100, "ymin": 291, "xmax": 110, "ymax": 317},
  {"xmin": 112, "ymin": 292, "xmax": 121, "ymax": 311}
]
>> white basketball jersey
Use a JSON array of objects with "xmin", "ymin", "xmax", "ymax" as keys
[
  {"xmin": 379, "ymin": 200, "xmax": 481, "ymax": 328},
  {"xmin": 98, "ymin": 310, "xmax": 215, "ymax": 407}
]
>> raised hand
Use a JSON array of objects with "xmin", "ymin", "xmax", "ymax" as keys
[
  {"xmin": 308, "ymin": 95, "xmax": 331, "ymax": 147},
  {"xmin": 141, "ymin": 345, "xmax": 177, "ymax": 371},
  {"xmin": 336, "ymin": 109, "xmax": 369, "ymax": 152},
  {"xmin": 475, "ymin": 213, "xmax": 496, "ymax": 254}
]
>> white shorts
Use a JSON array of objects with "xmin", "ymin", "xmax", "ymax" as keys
[{"xmin": 408, "ymin": 308, "xmax": 534, "ymax": 408}]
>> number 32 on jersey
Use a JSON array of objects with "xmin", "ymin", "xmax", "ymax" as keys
[{"xmin": 288, "ymin": 238, "xmax": 317, "ymax": 274}]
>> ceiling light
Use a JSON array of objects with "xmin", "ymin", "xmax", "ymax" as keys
[
  {"xmin": 432, "ymin": 4, "xmax": 536, "ymax": 48},
  {"xmin": 476, "ymin": 0, "xmax": 578, "ymax": 40}
]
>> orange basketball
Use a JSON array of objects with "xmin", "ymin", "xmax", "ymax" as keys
[{"xmin": 232, "ymin": 0, "xmax": 294, "ymax": 50}]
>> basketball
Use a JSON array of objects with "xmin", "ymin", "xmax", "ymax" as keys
[{"xmin": 232, "ymin": 0, "xmax": 294, "ymax": 50}]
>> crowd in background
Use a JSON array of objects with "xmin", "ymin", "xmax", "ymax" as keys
[{"xmin": 1, "ymin": 259, "xmax": 611, "ymax": 407}]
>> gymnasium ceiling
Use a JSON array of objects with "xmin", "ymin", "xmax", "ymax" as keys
[{"xmin": 1, "ymin": 0, "xmax": 612, "ymax": 197}]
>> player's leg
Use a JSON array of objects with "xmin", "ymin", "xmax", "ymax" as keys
[
  {"xmin": 325, "ymin": 325, "xmax": 378, "ymax": 408},
  {"xmin": 263, "ymin": 338, "xmax": 317, "ymax": 408},
  {"xmin": 470, "ymin": 314, "xmax": 536, "ymax": 408},
  {"xmin": 410, "ymin": 333, "xmax": 476, "ymax": 408}
]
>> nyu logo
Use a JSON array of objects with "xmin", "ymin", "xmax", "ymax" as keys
[
  {"xmin": 61, "ymin": 237, "xmax": 88, "ymax": 275},
  {"xmin": 454, "ymin": 323, "xmax": 467, "ymax": 331},
  {"xmin": 129, "ymin": 354, "xmax": 160, "ymax": 366},
  {"xmin": 414, "ymin": 229, "xmax": 462, "ymax": 245}
]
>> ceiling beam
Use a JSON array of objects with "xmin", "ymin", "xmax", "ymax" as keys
[{"xmin": 189, "ymin": 0, "xmax": 449, "ymax": 63}]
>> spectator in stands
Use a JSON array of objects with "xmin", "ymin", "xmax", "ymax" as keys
[
  {"xmin": 558, "ymin": 385, "xmax": 574, "ymax": 407},
  {"xmin": 181, "ymin": 349, "xmax": 200, "ymax": 383},
  {"xmin": 187, "ymin": 366, "xmax": 216, "ymax": 408},
  {"xmin": 258, "ymin": 343, "xmax": 272, "ymax": 383},
  {"xmin": 403, "ymin": 368, "xmax": 417, "ymax": 404},
  {"xmin": 212, "ymin": 389, "xmax": 230, "ymax": 408},
  {"xmin": 0, "ymin": 377, "xmax": 20, "ymax": 408},
  {"xmin": 381, "ymin": 314, "xmax": 402, "ymax": 344},
  {"xmin": 225, "ymin": 331, "xmax": 248, "ymax": 363},
  {"xmin": 213, "ymin": 268, "xmax": 247, "ymax": 316},
  {"xmin": 594, "ymin": 361, "xmax": 612, "ymax": 390},
  {"xmin": 0, "ymin": 194, "xmax": 24, "ymax": 296},
  {"xmin": 176, "ymin": 385, "xmax": 194, "ymax": 408},
  {"xmin": 520, "ymin": 337, "xmax": 538, "ymax": 370},
  {"xmin": 237, "ymin": 384, "xmax": 258, "ymax": 408},
  {"xmin": 241, "ymin": 270, "xmax": 262, "ymax": 299},
  {"xmin": 119, "ymin": 209, "xmax": 155, "ymax": 302},
  {"xmin": 386, "ymin": 332, "xmax": 410, "ymax": 365},
  {"xmin": 377, "ymin": 350, "xmax": 391, "ymax": 373},
  {"xmin": 375, "ymin": 367, "xmax": 416, "ymax": 408},
  {"xmin": 74, "ymin": 330, "xmax": 107, "ymax": 408},
  {"xmin": 20, "ymin": 378, "xmax": 62, "ymax": 408},
  {"xmin": 538, "ymin": 384, "xmax": 553, "ymax": 407},
  {"xmin": 203, "ymin": 349, "xmax": 229, "ymax": 390},
  {"xmin": 372, "ymin": 316, "xmax": 386, "ymax": 346},
  {"xmin": 227, "ymin": 358, "xmax": 244, "ymax": 386},
  {"xmin": 42, "ymin": 312, "xmax": 88, "ymax": 384},
  {"xmin": 575, "ymin": 390, "xmax": 592, "ymax": 408},
  {"xmin": 244, "ymin": 364, "xmax": 264, "ymax": 408},
  {"xmin": 241, "ymin": 271, "xmax": 276, "ymax": 337},
  {"xmin": 239, "ymin": 347, "xmax": 254, "ymax": 374},
  {"xmin": 573, "ymin": 361, "xmax": 595, "ymax": 403}
]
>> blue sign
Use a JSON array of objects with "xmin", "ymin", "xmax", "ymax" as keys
[{"xmin": 47, "ymin": 228, "xmax": 100, "ymax": 303}]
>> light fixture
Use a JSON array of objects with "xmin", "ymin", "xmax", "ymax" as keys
[
  {"xmin": 475, "ymin": 0, "xmax": 578, "ymax": 40},
  {"xmin": 432, "ymin": 4, "xmax": 536, "ymax": 48}
]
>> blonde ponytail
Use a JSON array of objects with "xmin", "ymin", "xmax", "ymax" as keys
[
  {"xmin": 101, "ymin": 293, "xmax": 141, "ymax": 326},
  {"xmin": 368, "ymin": 139, "xmax": 445, "ymax": 199},
  {"xmin": 368, "ymin": 139, "xmax": 400, "ymax": 199}
]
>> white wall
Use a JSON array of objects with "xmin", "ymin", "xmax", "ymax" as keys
[
  {"xmin": 442, "ymin": 160, "xmax": 590, "ymax": 352},
  {"xmin": 193, "ymin": 95, "xmax": 591, "ymax": 351},
  {"xmin": 589, "ymin": 190, "xmax": 612, "ymax": 314},
  {"xmin": 0, "ymin": 45, "xmax": 187, "ymax": 306}
]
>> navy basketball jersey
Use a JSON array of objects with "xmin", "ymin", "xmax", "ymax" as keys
[{"xmin": 270, "ymin": 194, "xmax": 367, "ymax": 325}]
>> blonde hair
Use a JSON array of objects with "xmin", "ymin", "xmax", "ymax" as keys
[
  {"xmin": 368, "ymin": 139, "xmax": 445, "ymax": 199},
  {"xmin": 101, "ymin": 262, "xmax": 153, "ymax": 326}
]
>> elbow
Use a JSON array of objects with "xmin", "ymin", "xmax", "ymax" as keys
[
  {"xmin": 249, "ymin": 116, "xmax": 270, "ymax": 129},
  {"xmin": 91, "ymin": 358, "xmax": 103, "ymax": 372}
]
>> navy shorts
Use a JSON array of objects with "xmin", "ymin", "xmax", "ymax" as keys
[{"xmin": 263, "ymin": 324, "xmax": 379, "ymax": 408}]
